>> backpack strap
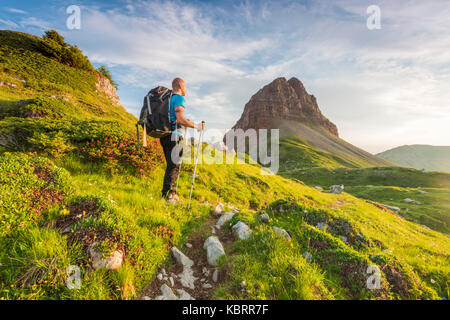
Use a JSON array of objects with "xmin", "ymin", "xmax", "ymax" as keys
[{"xmin": 146, "ymin": 93, "xmax": 152, "ymax": 115}]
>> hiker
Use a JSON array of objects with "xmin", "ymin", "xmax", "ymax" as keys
[{"xmin": 161, "ymin": 77, "xmax": 205, "ymax": 202}]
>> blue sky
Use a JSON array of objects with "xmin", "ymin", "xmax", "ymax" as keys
[{"xmin": 1, "ymin": 0, "xmax": 450, "ymax": 153}]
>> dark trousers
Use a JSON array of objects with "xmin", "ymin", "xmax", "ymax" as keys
[{"xmin": 160, "ymin": 134, "xmax": 183, "ymax": 197}]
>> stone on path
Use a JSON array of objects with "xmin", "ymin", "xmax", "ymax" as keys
[
  {"xmin": 160, "ymin": 284, "xmax": 178, "ymax": 300},
  {"xmin": 171, "ymin": 246, "xmax": 194, "ymax": 267},
  {"xmin": 232, "ymin": 221, "xmax": 252, "ymax": 240},
  {"xmin": 176, "ymin": 289, "xmax": 195, "ymax": 300},
  {"xmin": 203, "ymin": 236, "xmax": 226, "ymax": 266},
  {"xmin": 216, "ymin": 212, "xmax": 234, "ymax": 229},
  {"xmin": 212, "ymin": 203, "xmax": 224, "ymax": 216},
  {"xmin": 155, "ymin": 284, "xmax": 195, "ymax": 300},
  {"xmin": 212, "ymin": 269, "xmax": 219, "ymax": 283},
  {"xmin": 178, "ymin": 266, "xmax": 196, "ymax": 289}
]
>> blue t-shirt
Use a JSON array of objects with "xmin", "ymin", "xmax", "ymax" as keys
[
  {"xmin": 170, "ymin": 93, "xmax": 185, "ymax": 122},
  {"xmin": 170, "ymin": 93, "xmax": 185, "ymax": 136}
]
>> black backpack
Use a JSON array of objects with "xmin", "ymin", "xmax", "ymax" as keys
[{"xmin": 136, "ymin": 86, "xmax": 173, "ymax": 144}]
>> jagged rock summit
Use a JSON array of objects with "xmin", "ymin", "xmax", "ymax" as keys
[{"xmin": 229, "ymin": 77, "xmax": 338, "ymax": 136}]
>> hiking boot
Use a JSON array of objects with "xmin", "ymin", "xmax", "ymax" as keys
[{"xmin": 166, "ymin": 192, "xmax": 181, "ymax": 204}]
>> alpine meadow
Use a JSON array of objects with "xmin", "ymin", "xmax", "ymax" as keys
[{"xmin": 0, "ymin": 0, "xmax": 449, "ymax": 305}]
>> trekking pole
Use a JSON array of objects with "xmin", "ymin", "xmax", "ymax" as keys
[
  {"xmin": 187, "ymin": 121, "xmax": 205, "ymax": 210},
  {"xmin": 175, "ymin": 123, "xmax": 186, "ymax": 192},
  {"xmin": 136, "ymin": 124, "xmax": 140, "ymax": 148}
]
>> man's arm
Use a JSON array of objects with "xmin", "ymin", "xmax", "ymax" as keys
[{"xmin": 174, "ymin": 106, "xmax": 205, "ymax": 130}]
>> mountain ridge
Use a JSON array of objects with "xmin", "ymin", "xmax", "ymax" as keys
[
  {"xmin": 377, "ymin": 144, "xmax": 450, "ymax": 172},
  {"xmin": 224, "ymin": 77, "xmax": 391, "ymax": 169},
  {"xmin": 230, "ymin": 76, "xmax": 338, "ymax": 136}
]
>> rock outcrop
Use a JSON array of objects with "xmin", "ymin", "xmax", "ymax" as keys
[
  {"xmin": 226, "ymin": 77, "xmax": 338, "ymax": 137},
  {"xmin": 95, "ymin": 74, "xmax": 121, "ymax": 106}
]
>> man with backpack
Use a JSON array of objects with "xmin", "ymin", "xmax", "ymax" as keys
[{"xmin": 160, "ymin": 78, "xmax": 205, "ymax": 203}]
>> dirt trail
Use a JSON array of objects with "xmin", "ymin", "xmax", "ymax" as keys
[{"xmin": 140, "ymin": 215, "xmax": 235, "ymax": 300}]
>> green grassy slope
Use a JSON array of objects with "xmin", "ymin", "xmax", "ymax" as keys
[
  {"xmin": 277, "ymin": 120, "xmax": 393, "ymax": 171},
  {"xmin": 282, "ymin": 167, "xmax": 450, "ymax": 235},
  {"xmin": 0, "ymin": 30, "xmax": 448, "ymax": 300},
  {"xmin": 377, "ymin": 144, "xmax": 450, "ymax": 173},
  {"xmin": 0, "ymin": 30, "xmax": 136, "ymax": 128}
]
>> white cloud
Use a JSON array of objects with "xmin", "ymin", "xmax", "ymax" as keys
[
  {"xmin": 60, "ymin": 0, "xmax": 450, "ymax": 152},
  {"xmin": 0, "ymin": 18, "xmax": 18, "ymax": 28},
  {"xmin": 5, "ymin": 8, "xmax": 27, "ymax": 14},
  {"xmin": 20, "ymin": 17, "xmax": 51, "ymax": 30}
]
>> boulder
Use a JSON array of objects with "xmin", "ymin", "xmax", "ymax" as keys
[
  {"xmin": 171, "ymin": 246, "xmax": 194, "ymax": 267},
  {"xmin": 272, "ymin": 226, "xmax": 291, "ymax": 239},
  {"xmin": 89, "ymin": 244, "xmax": 123, "ymax": 271},
  {"xmin": 232, "ymin": 221, "xmax": 252, "ymax": 240},
  {"xmin": 203, "ymin": 236, "xmax": 226, "ymax": 266},
  {"xmin": 314, "ymin": 186, "xmax": 323, "ymax": 191},
  {"xmin": 330, "ymin": 185, "xmax": 344, "ymax": 194},
  {"xmin": 216, "ymin": 212, "xmax": 234, "ymax": 228},
  {"xmin": 404, "ymin": 198, "xmax": 414, "ymax": 203}
]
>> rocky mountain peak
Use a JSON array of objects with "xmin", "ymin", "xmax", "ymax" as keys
[{"xmin": 229, "ymin": 77, "xmax": 338, "ymax": 137}]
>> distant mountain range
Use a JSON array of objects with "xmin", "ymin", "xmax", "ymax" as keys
[
  {"xmin": 377, "ymin": 145, "xmax": 450, "ymax": 172},
  {"xmin": 224, "ymin": 77, "xmax": 392, "ymax": 170}
]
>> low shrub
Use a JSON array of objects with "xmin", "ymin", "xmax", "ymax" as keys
[{"xmin": 81, "ymin": 135, "xmax": 164, "ymax": 175}]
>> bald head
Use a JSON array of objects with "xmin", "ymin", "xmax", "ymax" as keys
[{"xmin": 172, "ymin": 77, "xmax": 186, "ymax": 96}]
